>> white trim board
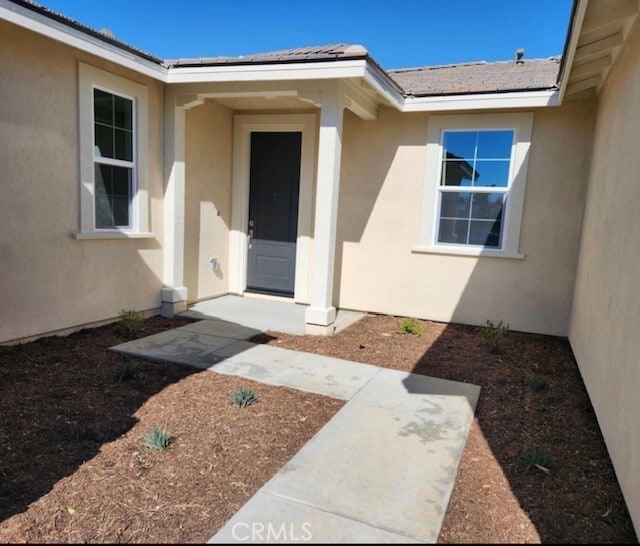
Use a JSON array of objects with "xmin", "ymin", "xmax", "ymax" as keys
[
  {"xmin": 230, "ymin": 114, "xmax": 317, "ymax": 304},
  {"xmin": 0, "ymin": 0, "xmax": 166, "ymax": 81}
]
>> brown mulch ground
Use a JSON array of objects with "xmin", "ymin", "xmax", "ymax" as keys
[
  {"xmin": 0, "ymin": 317, "xmax": 343, "ymax": 543},
  {"xmin": 253, "ymin": 315, "xmax": 639, "ymax": 544}
]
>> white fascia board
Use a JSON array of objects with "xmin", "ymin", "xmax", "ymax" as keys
[
  {"xmin": 557, "ymin": 0, "xmax": 590, "ymax": 103},
  {"xmin": 165, "ymin": 59, "xmax": 370, "ymax": 84},
  {"xmin": 362, "ymin": 63, "xmax": 404, "ymax": 109},
  {"xmin": 0, "ymin": 0, "xmax": 167, "ymax": 81},
  {"xmin": 402, "ymin": 90, "xmax": 560, "ymax": 112}
]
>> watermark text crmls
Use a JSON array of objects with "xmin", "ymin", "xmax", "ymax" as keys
[{"xmin": 231, "ymin": 522, "xmax": 313, "ymax": 542}]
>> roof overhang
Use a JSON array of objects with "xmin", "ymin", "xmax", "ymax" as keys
[
  {"xmin": 0, "ymin": 0, "xmax": 167, "ymax": 80},
  {"xmin": 558, "ymin": 0, "xmax": 640, "ymax": 100},
  {"xmin": 2, "ymin": 0, "xmax": 567, "ymax": 112}
]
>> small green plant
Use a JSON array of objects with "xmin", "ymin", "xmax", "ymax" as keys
[
  {"xmin": 480, "ymin": 319, "xmax": 510, "ymax": 351},
  {"xmin": 119, "ymin": 309, "xmax": 144, "ymax": 334},
  {"xmin": 143, "ymin": 426, "xmax": 170, "ymax": 451},
  {"xmin": 233, "ymin": 387, "xmax": 258, "ymax": 407},
  {"xmin": 531, "ymin": 377, "xmax": 548, "ymax": 392},
  {"xmin": 521, "ymin": 447, "xmax": 550, "ymax": 473},
  {"xmin": 114, "ymin": 362, "xmax": 139, "ymax": 383},
  {"xmin": 398, "ymin": 318, "xmax": 424, "ymax": 336}
]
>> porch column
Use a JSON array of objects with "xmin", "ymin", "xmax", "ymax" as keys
[
  {"xmin": 161, "ymin": 94, "xmax": 189, "ymax": 316},
  {"xmin": 305, "ymin": 86, "xmax": 345, "ymax": 334}
]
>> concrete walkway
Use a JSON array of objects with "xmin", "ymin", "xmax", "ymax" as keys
[
  {"xmin": 180, "ymin": 295, "xmax": 366, "ymax": 336},
  {"xmin": 112, "ymin": 319, "xmax": 480, "ymax": 543}
]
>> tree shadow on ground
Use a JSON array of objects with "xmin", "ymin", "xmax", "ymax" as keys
[{"xmin": 0, "ymin": 317, "xmax": 199, "ymax": 523}]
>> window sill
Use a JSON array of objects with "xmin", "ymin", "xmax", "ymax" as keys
[
  {"xmin": 72, "ymin": 231, "xmax": 155, "ymax": 240},
  {"xmin": 412, "ymin": 245, "xmax": 525, "ymax": 260}
]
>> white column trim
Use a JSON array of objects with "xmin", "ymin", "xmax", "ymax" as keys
[
  {"xmin": 230, "ymin": 113, "xmax": 317, "ymax": 304},
  {"xmin": 305, "ymin": 86, "xmax": 346, "ymax": 328},
  {"xmin": 162, "ymin": 91, "xmax": 188, "ymax": 310}
]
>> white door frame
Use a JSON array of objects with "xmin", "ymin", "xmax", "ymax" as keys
[{"xmin": 229, "ymin": 113, "xmax": 317, "ymax": 304}]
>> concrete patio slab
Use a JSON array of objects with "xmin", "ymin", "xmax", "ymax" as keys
[
  {"xmin": 179, "ymin": 295, "xmax": 365, "ymax": 335},
  {"xmin": 112, "ymin": 329, "xmax": 237, "ymax": 365},
  {"xmin": 174, "ymin": 318, "xmax": 262, "ymax": 340},
  {"xmin": 110, "ymin": 322, "xmax": 480, "ymax": 543},
  {"xmin": 353, "ymin": 368, "xmax": 480, "ymax": 417},
  {"xmin": 258, "ymin": 397, "xmax": 473, "ymax": 543},
  {"xmin": 191, "ymin": 343, "xmax": 380, "ymax": 400},
  {"xmin": 210, "ymin": 492, "xmax": 423, "ymax": 544}
]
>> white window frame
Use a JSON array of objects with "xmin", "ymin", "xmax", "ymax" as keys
[
  {"xmin": 414, "ymin": 112, "xmax": 533, "ymax": 259},
  {"xmin": 75, "ymin": 62, "xmax": 151, "ymax": 239}
]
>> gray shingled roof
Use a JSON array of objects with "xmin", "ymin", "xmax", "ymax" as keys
[
  {"xmin": 389, "ymin": 58, "xmax": 561, "ymax": 96},
  {"xmin": 167, "ymin": 44, "xmax": 370, "ymax": 67},
  {"xmin": 8, "ymin": 0, "xmax": 562, "ymax": 97}
]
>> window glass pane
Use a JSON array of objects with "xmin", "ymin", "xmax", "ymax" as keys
[
  {"xmin": 473, "ymin": 160, "xmax": 510, "ymax": 187},
  {"xmin": 476, "ymin": 130, "xmax": 513, "ymax": 159},
  {"xmin": 94, "ymin": 164, "xmax": 131, "ymax": 228},
  {"xmin": 469, "ymin": 220, "xmax": 502, "ymax": 247},
  {"xmin": 93, "ymin": 89, "xmax": 113, "ymax": 125},
  {"xmin": 443, "ymin": 131, "xmax": 476, "ymax": 160},
  {"xmin": 471, "ymin": 192, "xmax": 504, "ymax": 221},
  {"xmin": 114, "ymin": 128, "xmax": 133, "ymax": 161},
  {"xmin": 112, "ymin": 196, "xmax": 130, "ymax": 226},
  {"xmin": 113, "ymin": 95, "xmax": 132, "ymax": 130},
  {"xmin": 442, "ymin": 159, "xmax": 476, "ymax": 186},
  {"xmin": 94, "ymin": 124, "xmax": 113, "ymax": 159},
  {"xmin": 438, "ymin": 218, "xmax": 469, "ymax": 245},
  {"xmin": 440, "ymin": 192, "xmax": 471, "ymax": 219}
]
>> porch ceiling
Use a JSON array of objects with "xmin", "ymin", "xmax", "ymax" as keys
[{"xmin": 564, "ymin": 0, "xmax": 640, "ymax": 98}]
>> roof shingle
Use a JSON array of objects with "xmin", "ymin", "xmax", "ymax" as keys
[
  {"xmin": 388, "ymin": 58, "xmax": 561, "ymax": 96},
  {"xmin": 166, "ymin": 44, "xmax": 368, "ymax": 67}
]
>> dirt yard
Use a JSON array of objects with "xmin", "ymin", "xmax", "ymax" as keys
[
  {"xmin": 0, "ymin": 318, "xmax": 343, "ymax": 543},
  {"xmin": 253, "ymin": 315, "xmax": 638, "ymax": 544}
]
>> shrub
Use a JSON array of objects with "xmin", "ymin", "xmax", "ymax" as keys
[
  {"xmin": 143, "ymin": 426, "xmax": 170, "ymax": 451},
  {"xmin": 233, "ymin": 387, "xmax": 258, "ymax": 408},
  {"xmin": 531, "ymin": 377, "xmax": 548, "ymax": 392},
  {"xmin": 398, "ymin": 318, "xmax": 424, "ymax": 336},
  {"xmin": 521, "ymin": 447, "xmax": 550, "ymax": 473},
  {"xmin": 115, "ymin": 362, "xmax": 139, "ymax": 383},
  {"xmin": 480, "ymin": 319, "xmax": 510, "ymax": 351},
  {"xmin": 119, "ymin": 309, "xmax": 144, "ymax": 334}
]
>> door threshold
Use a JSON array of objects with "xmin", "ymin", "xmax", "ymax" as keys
[{"xmin": 243, "ymin": 291, "xmax": 296, "ymax": 304}]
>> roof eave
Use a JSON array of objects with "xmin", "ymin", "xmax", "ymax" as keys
[
  {"xmin": 402, "ymin": 88, "xmax": 561, "ymax": 112},
  {"xmin": 556, "ymin": 0, "xmax": 590, "ymax": 103}
]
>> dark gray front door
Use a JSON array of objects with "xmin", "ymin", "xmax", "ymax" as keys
[{"xmin": 246, "ymin": 132, "xmax": 302, "ymax": 296}]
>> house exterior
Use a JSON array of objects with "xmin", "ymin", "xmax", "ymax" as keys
[{"xmin": 0, "ymin": 0, "xmax": 638, "ymax": 533}]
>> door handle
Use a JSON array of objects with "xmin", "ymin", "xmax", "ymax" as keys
[{"xmin": 248, "ymin": 229, "xmax": 253, "ymax": 240}]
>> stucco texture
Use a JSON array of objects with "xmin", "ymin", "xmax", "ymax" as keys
[
  {"xmin": 184, "ymin": 100, "xmax": 233, "ymax": 302},
  {"xmin": 569, "ymin": 22, "xmax": 640, "ymax": 533},
  {"xmin": 0, "ymin": 21, "xmax": 165, "ymax": 343},
  {"xmin": 336, "ymin": 102, "xmax": 595, "ymax": 336}
]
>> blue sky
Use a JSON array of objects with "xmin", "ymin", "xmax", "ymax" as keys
[{"xmin": 42, "ymin": 0, "xmax": 574, "ymax": 69}]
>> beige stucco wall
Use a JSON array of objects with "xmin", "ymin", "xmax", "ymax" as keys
[
  {"xmin": 569, "ymin": 22, "xmax": 640, "ymax": 533},
  {"xmin": 0, "ymin": 21, "xmax": 165, "ymax": 343},
  {"xmin": 336, "ymin": 100, "xmax": 595, "ymax": 336},
  {"xmin": 184, "ymin": 100, "xmax": 233, "ymax": 302}
]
